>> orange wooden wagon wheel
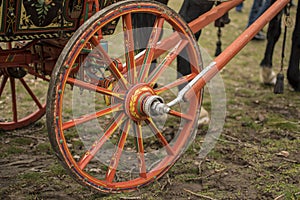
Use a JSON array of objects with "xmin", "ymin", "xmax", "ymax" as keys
[
  {"xmin": 0, "ymin": 43, "xmax": 46, "ymax": 130},
  {"xmin": 47, "ymin": 0, "xmax": 203, "ymax": 192}
]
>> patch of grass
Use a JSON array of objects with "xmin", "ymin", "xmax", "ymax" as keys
[
  {"xmin": 6, "ymin": 146, "xmax": 24, "ymax": 155},
  {"xmin": 184, "ymin": 140, "xmax": 201, "ymax": 155},
  {"xmin": 207, "ymin": 149, "xmax": 223, "ymax": 160},
  {"xmin": 267, "ymin": 119, "xmax": 299, "ymax": 132},
  {"xmin": 48, "ymin": 163, "xmax": 66, "ymax": 176},
  {"xmin": 233, "ymin": 115, "xmax": 262, "ymax": 131},
  {"xmin": 63, "ymin": 129, "xmax": 78, "ymax": 139},
  {"xmin": 12, "ymin": 137, "xmax": 33, "ymax": 145},
  {"xmin": 18, "ymin": 172, "xmax": 44, "ymax": 184},
  {"xmin": 282, "ymin": 164, "xmax": 300, "ymax": 176},
  {"xmin": 260, "ymin": 137, "xmax": 299, "ymax": 152},
  {"xmin": 35, "ymin": 142, "xmax": 52, "ymax": 154},
  {"xmin": 25, "ymin": 194, "xmax": 42, "ymax": 200},
  {"xmin": 256, "ymin": 179, "xmax": 299, "ymax": 198}
]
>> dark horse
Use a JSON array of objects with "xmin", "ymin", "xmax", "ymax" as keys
[{"xmin": 260, "ymin": 0, "xmax": 300, "ymax": 91}]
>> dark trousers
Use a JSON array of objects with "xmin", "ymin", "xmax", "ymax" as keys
[{"xmin": 177, "ymin": 0, "xmax": 214, "ymax": 79}]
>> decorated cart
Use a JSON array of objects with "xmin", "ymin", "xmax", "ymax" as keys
[{"xmin": 0, "ymin": 0, "xmax": 289, "ymax": 193}]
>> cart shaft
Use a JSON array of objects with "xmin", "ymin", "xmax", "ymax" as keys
[
  {"xmin": 183, "ymin": 0, "xmax": 290, "ymax": 100},
  {"xmin": 188, "ymin": 0, "xmax": 243, "ymax": 35}
]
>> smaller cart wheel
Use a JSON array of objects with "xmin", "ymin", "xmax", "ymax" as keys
[
  {"xmin": 0, "ymin": 41, "xmax": 47, "ymax": 130},
  {"xmin": 47, "ymin": 0, "xmax": 203, "ymax": 193},
  {"xmin": 0, "ymin": 64, "xmax": 46, "ymax": 130}
]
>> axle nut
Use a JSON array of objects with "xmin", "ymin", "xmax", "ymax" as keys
[{"xmin": 143, "ymin": 95, "xmax": 169, "ymax": 117}]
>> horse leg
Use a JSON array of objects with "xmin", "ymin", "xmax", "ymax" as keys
[
  {"xmin": 259, "ymin": 8, "xmax": 283, "ymax": 85},
  {"xmin": 287, "ymin": 2, "xmax": 300, "ymax": 91}
]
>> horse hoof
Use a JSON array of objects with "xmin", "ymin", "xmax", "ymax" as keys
[
  {"xmin": 287, "ymin": 72, "xmax": 300, "ymax": 92},
  {"xmin": 260, "ymin": 67, "xmax": 276, "ymax": 85},
  {"xmin": 291, "ymin": 82, "xmax": 300, "ymax": 92},
  {"xmin": 198, "ymin": 107, "xmax": 210, "ymax": 126}
]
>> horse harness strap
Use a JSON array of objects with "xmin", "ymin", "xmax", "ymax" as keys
[
  {"xmin": 274, "ymin": 3, "xmax": 291, "ymax": 94},
  {"xmin": 280, "ymin": 4, "xmax": 292, "ymax": 72}
]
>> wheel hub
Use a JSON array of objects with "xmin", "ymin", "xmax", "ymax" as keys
[
  {"xmin": 2, "ymin": 67, "xmax": 27, "ymax": 78},
  {"xmin": 124, "ymin": 84, "xmax": 156, "ymax": 121}
]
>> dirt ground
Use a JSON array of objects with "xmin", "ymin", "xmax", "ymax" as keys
[{"xmin": 1, "ymin": 1, "xmax": 299, "ymax": 200}]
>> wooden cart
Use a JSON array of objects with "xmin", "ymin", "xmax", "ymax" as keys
[{"xmin": 0, "ymin": 0, "xmax": 289, "ymax": 193}]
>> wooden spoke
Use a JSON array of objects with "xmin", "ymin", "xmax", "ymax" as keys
[
  {"xmin": 66, "ymin": 77, "xmax": 124, "ymax": 100},
  {"xmin": 0, "ymin": 75, "xmax": 8, "ymax": 97},
  {"xmin": 145, "ymin": 118, "xmax": 175, "ymax": 156},
  {"xmin": 138, "ymin": 16, "xmax": 165, "ymax": 82},
  {"xmin": 168, "ymin": 109, "xmax": 193, "ymax": 121},
  {"xmin": 105, "ymin": 119, "xmax": 131, "ymax": 183},
  {"xmin": 135, "ymin": 32, "xmax": 181, "ymax": 69},
  {"xmin": 133, "ymin": 121, "xmax": 147, "ymax": 178},
  {"xmin": 19, "ymin": 78, "xmax": 43, "ymax": 109},
  {"xmin": 9, "ymin": 77, "xmax": 17, "ymax": 122},
  {"xmin": 62, "ymin": 103, "xmax": 123, "ymax": 130},
  {"xmin": 122, "ymin": 13, "xmax": 136, "ymax": 84},
  {"xmin": 77, "ymin": 112, "xmax": 126, "ymax": 170},
  {"xmin": 154, "ymin": 73, "xmax": 197, "ymax": 94},
  {"xmin": 147, "ymin": 40, "xmax": 188, "ymax": 84},
  {"xmin": 90, "ymin": 36, "xmax": 129, "ymax": 89}
]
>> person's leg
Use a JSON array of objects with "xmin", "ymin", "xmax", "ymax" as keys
[
  {"xmin": 236, "ymin": 2, "xmax": 244, "ymax": 12},
  {"xmin": 131, "ymin": 0, "xmax": 169, "ymax": 74},
  {"xmin": 248, "ymin": 0, "xmax": 272, "ymax": 40},
  {"xmin": 177, "ymin": 0, "xmax": 214, "ymax": 125},
  {"xmin": 247, "ymin": 0, "xmax": 264, "ymax": 27},
  {"xmin": 177, "ymin": 0, "xmax": 214, "ymax": 79},
  {"xmin": 250, "ymin": 0, "xmax": 271, "ymax": 25},
  {"xmin": 132, "ymin": 0, "xmax": 168, "ymax": 50}
]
